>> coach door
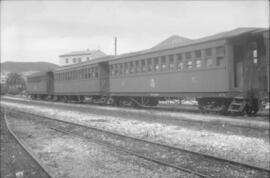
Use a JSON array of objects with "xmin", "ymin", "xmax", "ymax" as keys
[
  {"xmin": 233, "ymin": 45, "xmax": 244, "ymax": 89},
  {"xmin": 99, "ymin": 62, "xmax": 110, "ymax": 94},
  {"xmin": 46, "ymin": 71, "xmax": 54, "ymax": 95}
]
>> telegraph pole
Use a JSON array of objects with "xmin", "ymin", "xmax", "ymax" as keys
[{"xmin": 114, "ymin": 37, "xmax": 117, "ymax": 56}]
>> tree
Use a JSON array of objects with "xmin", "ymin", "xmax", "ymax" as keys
[{"xmin": 5, "ymin": 73, "xmax": 26, "ymax": 94}]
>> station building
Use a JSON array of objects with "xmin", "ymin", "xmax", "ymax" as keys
[{"xmin": 59, "ymin": 49, "xmax": 107, "ymax": 66}]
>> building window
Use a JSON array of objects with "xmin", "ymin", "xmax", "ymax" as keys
[
  {"xmin": 65, "ymin": 58, "xmax": 69, "ymax": 64},
  {"xmin": 73, "ymin": 58, "xmax": 76, "ymax": 63},
  {"xmin": 87, "ymin": 57, "xmax": 90, "ymax": 61},
  {"xmin": 187, "ymin": 59, "xmax": 193, "ymax": 69},
  {"xmin": 78, "ymin": 57, "xmax": 82, "ymax": 63}
]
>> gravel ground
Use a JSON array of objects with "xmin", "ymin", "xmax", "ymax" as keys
[
  {"xmin": 6, "ymin": 114, "xmax": 195, "ymax": 178},
  {"xmin": 9, "ymin": 111, "xmax": 267, "ymax": 178},
  {"xmin": 0, "ymin": 111, "xmax": 51, "ymax": 178},
  {"xmin": 2, "ymin": 100, "xmax": 269, "ymax": 170}
]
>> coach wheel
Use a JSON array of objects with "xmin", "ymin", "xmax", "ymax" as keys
[
  {"xmin": 62, "ymin": 96, "xmax": 68, "ymax": 103},
  {"xmin": 148, "ymin": 98, "xmax": 159, "ymax": 106},
  {"xmin": 106, "ymin": 98, "xmax": 115, "ymax": 105},
  {"xmin": 219, "ymin": 104, "xmax": 229, "ymax": 115},
  {"xmin": 244, "ymin": 105, "xmax": 258, "ymax": 116},
  {"xmin": 120, "ymin": 98, "xmax": 134, "ymax": 107}
]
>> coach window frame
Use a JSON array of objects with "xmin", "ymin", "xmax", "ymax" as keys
[
  {"xmin": 195, "ymin": 50, "xmax": 202, "ymax": 68},
  {"xmin": 215, "ymin": 46, "xmax": 225, "ymax": 67}
]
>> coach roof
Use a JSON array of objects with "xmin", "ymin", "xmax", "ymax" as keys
[{"xmin": 112, "ymin": 27, "xmax": 266, "ymax": 60}]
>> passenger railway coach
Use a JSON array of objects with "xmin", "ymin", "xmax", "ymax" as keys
[{"xmin": 27, "ymin": 27, "xmax": 269, "ymax": 115}]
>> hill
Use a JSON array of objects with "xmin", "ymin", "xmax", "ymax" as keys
[{"xmin": 1, "ymin": 61, "xmax": 59, "ymax": 74}]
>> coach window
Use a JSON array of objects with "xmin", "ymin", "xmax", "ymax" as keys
[
  {"xmin": 177, "ymin": 54, "xmax": 183, "ymax": 71},
  {"xmin": 84, "ymin": 68, "xmax": 88, "ymax": 79},
  {"xmin": 133, "ymin": 61, "xmax": 137, "ymax": 73},
  {"xmin": 73, "ymin": 58, "xmax": 76, "ymax": 63},
  {"xmin": 205, "ymin": 48, "xmax": 213, "ymax": 67},
  {"xmin": 195, "ymin": 50, "xmax": 202, "ymax": 68},
  {"xmin": 147, "ymin": 58, "xmax": 152, "ymax": 72},
  {"xmin": 119, "ymin": 64, "xmax": 123, "ymax": 75},
  {"xmin": 135, "ymin": 60, "xmax": 140, "ymax": 73},
  {"xmin": 95, "ymin": 67, "xmax": 98, "ymax": 78},
  {"xmin": 216, "ymin": 46, "xmax": 225, "ymax": 66},
  {"xmin": 169, "ymin": 55, "xmax": 174, "ymax": 71},
  {"xmin": 110, "ymin": 65, "xmax": 114, "ymax": 76},
  {"xmin": 160, "ymin": 56, "xmax": 166, "ymax": 72},
  {"xmin": 115, "ymin": 64, "xmax": 119, "ymax": 75},
  {"xmin": 129, "ymin": 62, "xmax": 133, "ymax": 73},
  {"xmin": 74, "ymin": 71, "xmax": 77, "ymax": 80},
  {"xmin": 141, "ymin": 59, "xmax": 146, "ymax": 72},
  {"xmin": 90, "ymin": 68, "xmax": 94, "ymax": 78},
  {"xmin": 124, "ymin": 63, "xmax": 129, "ymax": 74},
  {"xmin": 79, "ymin": 69, "xmax": 82, "ymax": 80},
  {"xmin": 121, "ymin": 63, "xmax": 125, "ymax": 74},
  {"xmin": 185, "ymin": 52, "xmax": 192, "ymax": 69},
  {"xmin": 88, "ymin": 68, "xmax": 91, "ymax": 78},
  {"xmin": 154, "ymin": 57, "xmax": 159, "ymax": 72}
]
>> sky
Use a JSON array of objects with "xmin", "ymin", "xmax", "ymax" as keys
[{"xmin": 1, "ymin": 1, "xmax": 269, "ymax": 65}]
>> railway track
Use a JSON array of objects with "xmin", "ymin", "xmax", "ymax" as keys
[
  {"xmin": 6, "ymin": 109, "xmax": 270, "ymax": 178},
  {"xmin": 2, "ymin": 109, "xmax": 54, "ymax": 178},
  {"xmin": 2, "ymin": 97, "xmax": 269, "ymax": 131}
]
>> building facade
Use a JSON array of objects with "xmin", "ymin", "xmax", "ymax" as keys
[{"xmin": 59, "ymin": 49, "xmax": 107, "ymax": 66}]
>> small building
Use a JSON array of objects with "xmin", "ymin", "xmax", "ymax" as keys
[{"xmin": 59, "ymin": 49, "xmax": 107, "ymax": 66}]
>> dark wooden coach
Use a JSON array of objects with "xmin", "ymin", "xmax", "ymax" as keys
[
  {"xmin": 26, "ymin": 27, "xmax": 269, "ymax": 115},
  {"xmin": 108, "ymin": 27, "xmax": 269, "ymax": 114}
]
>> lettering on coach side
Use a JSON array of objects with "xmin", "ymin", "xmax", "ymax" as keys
[{"xmin": 150, "ymin": 78, "xmax": 155, "ymax": 88}]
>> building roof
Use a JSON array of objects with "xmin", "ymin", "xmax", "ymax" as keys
[
  {"xmin": 113, "ymin": 27, "xmax": 266, "ymax": 60},
  {"xmin": 59, "ymin": 49, "xmax": 106, "ymax": 57},
  {"xmin": 151, "ymin": 35, "xmax": 191, "ymax": 50}
]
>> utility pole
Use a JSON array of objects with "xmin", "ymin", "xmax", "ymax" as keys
[{"xmin": 114, "ymin": 37, "xmax": 117, "ymax": 56}]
